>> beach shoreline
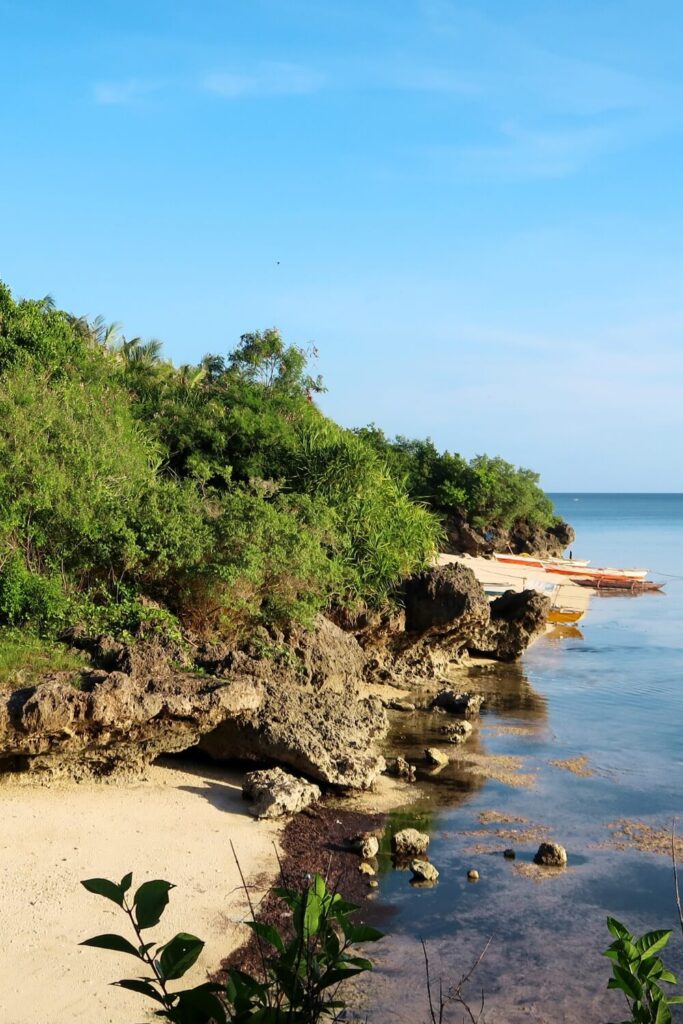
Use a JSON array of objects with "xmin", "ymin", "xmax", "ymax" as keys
[{"xmin": 0, "ymin": 761, "xmax": 281, "ymax": 1024}]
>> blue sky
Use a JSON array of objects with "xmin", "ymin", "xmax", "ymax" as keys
[{"xmin": 1, "ymin": 0, "xmax": 682, "ymax": 490}]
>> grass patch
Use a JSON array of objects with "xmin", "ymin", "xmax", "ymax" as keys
[{"xmin": 0, "ymin": 629, "xmax": 89, "ymax": 690}]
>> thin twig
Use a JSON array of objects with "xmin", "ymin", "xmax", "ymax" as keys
[
  {"xmin": 672, "ymin": 820, "xmax": 683, "ymax": 941},
  {"xmin": 421, "ymin": 937, "xmax": 439, "ymax": 1024},
  {"xmin": 230, "ymin": 840, "xmax": 270, "ymax": 994}
]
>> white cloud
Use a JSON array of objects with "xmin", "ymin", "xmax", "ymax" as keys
[
  {"xmin": 92, "ymin": 79, "xmax": 158, "ymax": 106},
  {"xmin": 202, "ymin": 62, "xmax": 324, "ymax": 98}
]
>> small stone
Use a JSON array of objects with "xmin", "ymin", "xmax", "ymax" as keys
[
  {"xmin": 392, "ymin": 827, "xmax": 430, "ymax": 857},
  {"xmin": 385, "ymin": 756, "xmax": 417, "ymax": 782},
  {"xmin": 424, "ymin": 747, "xmax": 449, "ymax": 766},
  {"xmin": 358, "ymin": 862, "xmax": 376, "ymax": 877},
  {"xmin": 410, "ymin": 859, "xmax": 439, "ymax": 882},
  {"xmin": 369, "ymin": 879, "xmax": 379, "ymax": 888},
  {"xmin": 352, "ymin": 833, "xmax": 380, "ymax": 859},
  {"xmin": 388, "ymin": 699, "xmax": 416, "ymax": 712},
  {"xmin": 534, "ymin": 842, "xmax": 567, "ymax": 867},
  {"xmin": 503, "ymin": 849, "xmax": 516, "ymax": 860},
  {"xmin": 467, "ymin": 869, "xmax": 480, "ymax": 881}
]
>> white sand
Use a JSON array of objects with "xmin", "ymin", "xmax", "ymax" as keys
[{"xmin": 0, "ymin": 760, "xmax": 281, "ymax": 1024}]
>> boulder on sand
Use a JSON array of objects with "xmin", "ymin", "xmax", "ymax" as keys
[{"xmin": 242, "ymin": 767, "xmax": 320, "ymax": 819}]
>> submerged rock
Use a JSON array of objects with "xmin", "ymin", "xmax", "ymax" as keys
[
  {"xmin": 392, "ymin": 828, "xmax": 430, "ymax": 857},
  {"xmin": 243, "ymin": 767, "xmax": 320, "ymax": 819},
  {"xmin": 534, "ymin": 842, "xmax": 567, "ymax": 867},
  {"xmin": 467, "ymin": 869, "xmax": 480, "ymax": 881},
  {"xmin": 440, "ymin": 720, "xmax": 473, "ymax": 745}
]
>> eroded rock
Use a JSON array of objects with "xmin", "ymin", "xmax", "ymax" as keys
[
  {"xmin": 440, "ymin": 720, "xmax": 473, "ymax": 744},
  {"xmin": 424, "ymin": 747, "xmax": 449, "ymax": 766},
  {"xmin": 411, "ymin": 859, "xmax": 439, "ymax": 882},
  {"xmin": 200, "ymin": 681, "xmax": 387, "ymax": 790},
  {"xmin": 392, "ymin": 828, "xmax": 430, "ymax": 857},
  {"xmin": 243, "ymin": 767, "xmax": 320, "ymax": 819},
  {"xmin": 432, "ymin": 690, "xmax": 484, "ymax": 717},
  {"xmin": 534, "ymin": 842, "xmax": 567, "ymax": 867}
]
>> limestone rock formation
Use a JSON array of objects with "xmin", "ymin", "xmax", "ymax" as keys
[{"xmin": 0, "ymin": 666, "xmax": 262, "ymax": 778}]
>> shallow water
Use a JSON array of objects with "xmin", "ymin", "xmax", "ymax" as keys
[{"xmin": 359, "ymin": 494, "xmax": 683, "ymax": 1024}]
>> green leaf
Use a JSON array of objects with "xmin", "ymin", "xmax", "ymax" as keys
[
  {"xmin": 245, "ymin": 920, "xmax": 284, "ymax": 952},
  {"xmin": 609, "ymin": 965, "xmax": 643, "ymax": 1002},
  {"xmin": 635, "ymin": 930, "xmax": 672, "ymax": 958},
  {"xmin": 158, "ymin": 932, "xmax": 205, "ymax": 981},
  {"xmin": 659, "ymin": 969, "xmax": 678, "ymax": 985},
  {"xmin": 80, "ymin": 933, "xmax": 141, "ymax": 958},
  {"xmin": 302, "ymin": 892, "xmax": 323, "ymax": 940},
  {"xmin": 113, "ymin": 979, "xmax": 166, "ymax": 1005},
  {"xmin": 653, "ymin": 1000, "xmax": 672, "ymax": 1024},
  {"xmin": 120, "ymin": 872, "xmax": 133, "ymax": 895},
  {"xmin": 173, "ymin": 984, "xmax": 228, "ymax": 1024},
  {"xmin": 134, "ymin": 880, "xmax": 175, "ymax": 930},
  {"xmin": 607, "ymin": 917, "xmax": 632, "ymax": 941},
  {"xmin": 81, "ymin": 878, "xmax": 124, "ymax": 907}
]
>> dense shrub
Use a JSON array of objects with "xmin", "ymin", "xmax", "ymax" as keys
[
  {"xmin": 0, "ymin": 280, "xmax": 556, "ymax": 643},
  {"xmin": 354, "ymin": 428, "xmax": 556, "ymax": 531}
]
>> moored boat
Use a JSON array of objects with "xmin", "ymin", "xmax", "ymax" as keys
[
  {"xmin": 572, "ymin": 577, "xmax": 664, "ymax": 592},
  {"xmin": 543, "ymin": 563, "xmax": 648, "ymax": 581}
]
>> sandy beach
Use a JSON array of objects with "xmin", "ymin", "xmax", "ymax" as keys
[{"xmin": 0, "ymin": 760, "xmax": 281, "ymax": 1024}]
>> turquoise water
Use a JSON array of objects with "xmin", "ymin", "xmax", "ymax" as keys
[{"xmin": 361, "ymin": 494, "xmax": 683, "ymax": 1024}]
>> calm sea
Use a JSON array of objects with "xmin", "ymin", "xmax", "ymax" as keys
[{"xmin": 359, "ymin": 494, "xmax": 683, "ymax": 1024}]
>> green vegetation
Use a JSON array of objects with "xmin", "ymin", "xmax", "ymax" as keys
[
  {"xmin": 603, "ymin": 917, "xmax": 683, "ymax": 1023},
  {"xmin": 0, "ymin": 629, "xmax": 87, "ymax": 689},
  {"xmin": 354, "ymin": 427, "xmax": 556, "ymax": 531},
  {"xmin": 81, "ymin": 870, "xmax": 382, "ymax": 1023},
  {"xmin": 0, "ymin": 280, "xmax": 557, "ymax": 648}
]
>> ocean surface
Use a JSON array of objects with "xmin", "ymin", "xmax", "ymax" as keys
[{"xmin": 359, "ymin": 494, "xmax": 683, "ymax": 1024}]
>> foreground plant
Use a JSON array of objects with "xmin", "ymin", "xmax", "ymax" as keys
[
  {"xmin": 81, "ymin": 870, "xmax": 382, "ymax": 1023},
  {"xmin": 603, "ymin": 916, "xmax": 683, "ymax": 1023}
]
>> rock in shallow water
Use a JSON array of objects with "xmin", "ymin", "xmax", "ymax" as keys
[
  {"xmin": 352, "ymin": 833, "xmax": 380, "ymax": 859},
  {"xmin": 440, "ymin": 720, "xmax": 473, "ymax": 744},
  {"xmin": 534, "ymin": 842, "xmax": 567, "ymax": 867},
  {"xmin": 431, "ymin": 690, "xmax": 484, "ymax": 717},
  {"xmin": 411, "ymin": 859, "xmax": 439, "ymax": 882},
  {"xmin": 424, "ymin": 747, "xmax": 449, "ymax": 766},
  {"xmin": 392, "ymin": 828, "xmax": 430, "ymax": 857},
  {"xmin": 242, "ymin": 767, "xmax": 320, "ymax": 819}
]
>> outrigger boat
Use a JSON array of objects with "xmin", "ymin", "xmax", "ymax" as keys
[
  {"xmin": 494, "ymin": 553, "xmax": 591, "ymax": 570},
  {"xmin": 543, "ymin": 563, "xmax": 648, "ymax": 581},
  {"xmin": 482, "ymin": 581, "xmax": 585, "ymax": 624},
  {"xmin": 572, "ymin": 577, "xmax": 664, "ymax": 593}
]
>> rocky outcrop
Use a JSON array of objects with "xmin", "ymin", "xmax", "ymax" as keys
[
  {"xmin": 471, "ymin": 589, "xmax": 550, "ymax": 661},
  {"xmin": 0, "ymin": 618, "xmax": 387, "ymax": 788},
  {"xmin": 0, "ymin": 666, "xmax": 262, "ymax": 778},
  {"xmin": 360, "ymin": 564, "xmax": 549, "ymax": 684},
  {"xmin": 242, "ymin": 767, "xmax": 320, "ymax": 819},
  {"xmin": 443, "ymin": 511, "xmax": 575, "ymax": 559},
  {"xmin": 199, "ymin": 680, "xmax": 387, "ymax": 790},
  {"xmin": 431, "ymin": 689, "xmax": 484, "ymax": 716}
]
